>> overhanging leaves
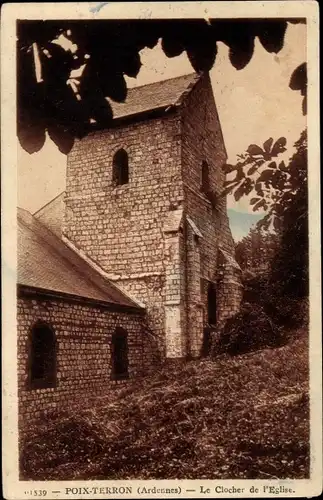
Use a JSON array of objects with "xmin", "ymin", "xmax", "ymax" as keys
[
  {"xmin": 17, "ymin": 19, "xmax": 306, "ymax": 155},
  {"xmin": 222, "ymin": 163, "xmax": 237, "ymax": 174},
  {"xmin": 247, "ymin": 164, "xmax": 260, "ymax": 176},
  {"xmin": 247, "ymin": 144, "xmax": 264, "ymax": 157},
  {"xmin": 17, "ymin": 117, "xmax": 46, "ymax": 154},
  {"xmin": 290, "ymin": 62, "xmax": 307, "ymax": 94},
  {"xmin": 225, "ymin": 131, "xmax": 307, "ymax": 236},
  {"xmin": 271, "ymin": 137, "xmax": 287, "ymax": 157},
  {"xmin": 263, "ymin": 138, "xmax": 274, "ymax": 153},
  {"xmin": 253, "ymin": 199, "xmax": 267, "ymax": 212},
  {"xmin": 257, "ymin": 20, "xmax": 287, "ymax": 53},
  {"xmin": 47, "ymin": 123, "xmax": 75, "ymax": 155},
  {"xmin": 290, "ymin": 63, "xmax": 307, "ymax": 116}
]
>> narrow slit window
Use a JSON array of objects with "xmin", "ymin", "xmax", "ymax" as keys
[
  {"xmin": 207, "ymin": 282, "xmax": 217, "ymax": 325},
  {"xmin": 29, "ymin": 322, "xmax": 57, "ymax": 389},
  {"xmin": 201, "ymin": 160, "xmax": 210, "ymax": 193},
  {"xmin": 113, "ymin": 149, "xmax": 129, "ymax": 186},
  {"xmin": 111, "ymin": 327, "xmax": 129, "ymax": 380}
]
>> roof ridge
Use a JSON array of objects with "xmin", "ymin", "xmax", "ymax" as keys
[
  {"xmin": 61, "ymin": 235, "xmax": 146, "ymax": 309},
  {"xmin": 18, "ymin": 210, "xmax": 141, "ymax": 308},
  {"xmin": 104, "ymin": 72, "xmax": 205, "ymax": 123},
  {"xmin": 125, "ymin": 72, "xmax": 198, "ymax": 93},
  {"xmin": 173, "ymin": 72, "xmax": 204, "ymax": 107},
  {"xmin": 33, "ymin": 190, "xmax": 66, "ymax": 217}
]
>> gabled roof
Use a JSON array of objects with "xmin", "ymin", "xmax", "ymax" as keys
[
  {"xmin": 107, "ymin": 72, "xmax": 201, "ymax": 122},
  {"xmin": 187, "ymin": 216, "xmax": 203, "ymax": 239},
  {"xmin": 33, "ymin": 191, "xmax": 65, "ymax": 237},
  {"xmin": 219, "ymin": 247, "xmax": 241, "ymax": 271},
  {"xmin": 18, "ymin": 208, "xmax": 143, "ymax": 311},
  {"xmin": 162, "ymin": 208, "xmax": 183, "ymax": 234}
]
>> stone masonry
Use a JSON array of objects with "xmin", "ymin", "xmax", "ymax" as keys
[
  {"xmin": 17, "ymin": 293, "xmax": 157, "ymax": 430},
  {"xmin": 64, "ymin": 72, "xmax": 242, "ymax": 360},
  {"xmin": 180, "ymin": 73, "xmax": 242, "ymax": 355}
]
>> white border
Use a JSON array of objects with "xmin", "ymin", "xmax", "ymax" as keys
[{"xmin": 1, "ymin": 2, "xmax": 321, "ymax": 499}]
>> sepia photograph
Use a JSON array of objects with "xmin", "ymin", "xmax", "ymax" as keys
[{"xmin": 1, "ymin": 2, "xmax": 321, "ymax": 498}]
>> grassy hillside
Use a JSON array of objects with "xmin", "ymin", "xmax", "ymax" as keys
[{"xmin": 21, "ymin": 332, "xmax": 309, "ymax": 481}]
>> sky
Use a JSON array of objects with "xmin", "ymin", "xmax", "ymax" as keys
[{"xmin": 17, "ymin": 22, "xmax": 306, "ymax": 241}]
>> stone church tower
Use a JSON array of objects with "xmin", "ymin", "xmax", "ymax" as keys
[{"xmin": 64, "ymin": 72, "xmax": 242, "ymax": 360}]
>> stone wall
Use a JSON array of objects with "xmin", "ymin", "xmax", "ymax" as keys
[
  {"xmin": 64, "ymin": 114, "xmax": 184, "ymax": 356},
  {"xmin": 64, "ymin": 73, "xmax": 242, "ymax": 361},
  {"xmin": 186, "ymin": 222, "xmax": 204, "ymax": 357},
  {"xmin": 164, "ymin": 229, "xmax": 187, "ymax": 358},
  {"xmin": 181, "ymin": 73, "xmax": 242, "ymax": 351},
  {"xmin": 17, "ymin": 295, "xmax": 155, "ymax": 427},
  {"xmin": 216, "ymin": 262, "xmax": 243, "ymax": 328}
]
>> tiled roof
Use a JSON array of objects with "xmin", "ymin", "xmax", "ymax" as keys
[
  {"xmin": 18, "ymin": 208, "xmax": 142, "ymax": 310},
  {"xmin": 108, "ymin": 73, "xmax": 201, "ymax": 121}
]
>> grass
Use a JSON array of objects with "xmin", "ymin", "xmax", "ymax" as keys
[{"xmin": 20, "ymin": 331, "xmax": 309, "ymax": 481}]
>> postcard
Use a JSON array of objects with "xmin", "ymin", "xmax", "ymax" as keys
[{"xmin": 1, "ymin": 1, "xmax": 321, "ymax": 499}]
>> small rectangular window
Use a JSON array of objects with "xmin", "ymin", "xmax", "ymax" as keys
[
  {"xmin": 111, "ymin": 327, "xmax": 129, "ymax": 380},
  {"xmin": 29, "ymin": 322, "xmax": 57, "ymax": 389},
  {"xmin": 113, "ymin": 149, "xmax": 129, "ymax": 186},
  {"xmin": 201, "ymin": 160, "xmax": 210, "ymax": 193}
]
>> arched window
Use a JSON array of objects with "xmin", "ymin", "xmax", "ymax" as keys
[
  {"xmin": 207, "ymin": 282, "xmax": 217, "ymax": 325},
  {"xmin": 29, "ymin": 322, "xmax": 57, "ymax": 389},
  {"xmin": 201, "ymin": 160, "xmax": 210, "ymax": 193},
  {"xmin": 113, "ymin": 149, "xmax": 129, "ymax": 186},
  {"xmin": 111, "ymin": 327, "xmax": 129, "ymax": 380}
]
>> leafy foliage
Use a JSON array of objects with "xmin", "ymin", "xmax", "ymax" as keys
[
  {"xmin": 218, "ymin": 265, "xmax": 309, "ymax": 354},
  {"xmin": 223, "ymin": 131, "xmax": 307, "ymax": 234},
  {"xmin": 218, "ymin": 303, "xmax": 284, "ymax": 355},
  {"xmin": 20, "ymin": 334, "xmax": 309, "ymax": 480},
  {"xmin": 269, "ymin": 133, "xmax": 308, "ymax": 298},
  {"xmin": 216, "ymin": 266, "xmax": 309, "ymax": 363},
  {"xmin": 218, "ymin": 250, "xmax": 309, "ymax": 356},
  {"xmin": 235, "ymin": 227, "xmax": 280, "ymax": 271},
  {"xmin": 290, "ymin": 62, "xmax": 307, "ymax": 114},
  {"xmin": 17, "ymin": 19, "xmax": 306, "ymax": 154},
  {"xmin": 222, "ymin": 129, "xmax": 308, "ymax": 354}
]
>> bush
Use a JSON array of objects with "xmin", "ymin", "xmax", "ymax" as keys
[
  {"xmin": 242, "ymin": 269, "xmax": 269, "ymax": 304},
  {"xmin": 215, "ymin": 265, "xmax": 309, "ymax": 357},
  {"xmin": 264, "ymin": 296, "xmax": 309, "ymax": 331},
  {"xmin": 219, "ymin": 268, "xmax": 309, "ymax": 358},
  {"xmin": 218, "ymin": 303, "xmax": 286, "ymax": 356}
]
